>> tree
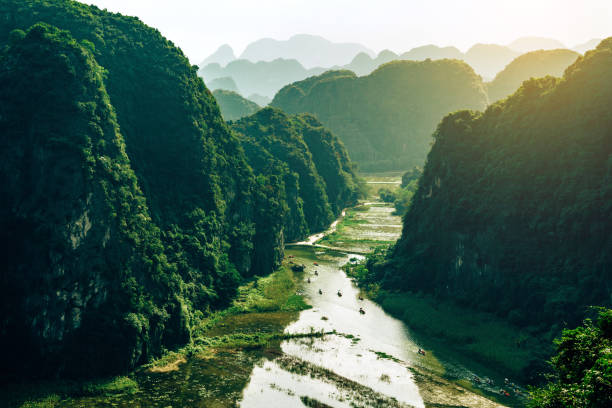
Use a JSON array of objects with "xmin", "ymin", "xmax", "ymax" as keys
[{"xmin": 529, "ymin": 308, "xmax": 612, "ymax": 408}]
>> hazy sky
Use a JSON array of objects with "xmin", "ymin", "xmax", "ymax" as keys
[{"xmin": 85, "ymin": 0, "xmax": 611, "ymax": 64}]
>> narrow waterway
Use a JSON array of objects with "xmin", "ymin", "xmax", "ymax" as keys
[
  {"xmin": 240, "ymin": 248, "xmax": 425, "ymax": 407},
  {"xmin": 238, "ymin": 177, "xmax": 505, "ymax": 407},
  {"xmin": 57, "ymin": 176, "xmax": 508, "ymax": 408}
]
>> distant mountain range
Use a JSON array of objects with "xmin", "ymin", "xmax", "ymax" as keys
[
  {"xmin": 507, "ymin": 36, "xmax": 567, "ymax": 52},
  {"xmin": 201, "ymin": 34, "xmax": 602, "ymax": 70},
  {"xmin": 199, "ymin": 43, "xmax": 235, "ymax": 67},
  {"xmin": 271, "ymin": 60, "xmax": 488, "ymax": 171},
  {"xmin": 487, "ymin": 49, "xmax": 579, "ymax": 102},
  {"xmin": 200, "ymin": 35, "xmax": 604, "ymax": 98},
  {"xmin": 572, "ymin": 38, "xmax": 603, "ymax": 54},
  {"xmin": 212, "ymin": 89, "xmax": 260, "ymax": 121},
  {"xmin": 199, "ymin": 58, "xmax": 325, "ymax": 98},
  {"xmin": 238, "ymin": 34, "xmax": 374, "ymax": 68},
  {"xmin": 346, "ymin": 44, "xmax": 519, "ymax": 79},
  {"xmin": 206, "ymin": 76, "xmax": 239, "ymax": 93}
]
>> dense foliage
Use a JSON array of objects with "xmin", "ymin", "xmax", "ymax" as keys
[
  {"xmin": 212, "ymin": 89, "xmax": 260, "ymax": 121},
  {"xmin": 0, "ymin": 0, "xmax": 358, "ymax": 380},
  {"xmin": 487, "ymin": 49, "xmax": 579, "ymax": 103},
  {"xmin": 529, "ymin": 308, "xmax": 611, "ymax": 407},
  {"xmin": 378, "ymin": 167, "xmax": 422, "ymax": 215},
  {"xmin": 231, "ymin": 107, "xmax": 362, "ymax": 242},
  {"xmin": 271, "ymin": 60, "xmax": 487, "ymax": 171},
  {"xmin": 375, "ymin": 38, "xmax": 612, "ymax": 349}
]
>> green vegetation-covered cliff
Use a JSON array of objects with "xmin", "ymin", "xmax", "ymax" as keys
[
  {"xmin": 376, "ymin": 38, "xmax": 612, "ymax": 340},
  {"xmin": 487, "ymin": 49, "xmax": 579, "ymax": 103},
  {"xmin": 232, "ymin": 108, "xmax": 361, "ymax": 243},
  {"xmin": 0, "ymin": 0, "xmax": 359, "ymax": 381},
  {"xmin": 271, "ymin": 60, "xmax": 488, "ymax": 171},
  {"xmin": 212, "ymin": 89, "xmax": 260, "ymax": 120}
]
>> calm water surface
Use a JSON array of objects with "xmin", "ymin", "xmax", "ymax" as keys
[{"xmin": 239, "ymin": 196, "xmax": 429, "ymax": 407}]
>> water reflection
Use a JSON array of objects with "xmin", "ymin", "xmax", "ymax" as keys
[{"xmin": 239, "ymin": 243, "xmax": 426, "ymax": 407}]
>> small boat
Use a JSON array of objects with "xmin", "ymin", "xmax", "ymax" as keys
[
  {"xmin": 318, "ymin": 289, "xmax": 323, "ymax": 295},
  {"xmin": 337, "ymin": 290, "xmax": 342, "ymax": 297},
  {"xmin": 359, "ymin": 307, "xmax": 365, "ymax": 315},
  {"xmin": 313, "ymin": 262, "xmax": 319, "ymax": 266},
  {"xmin": 358, "ymin": 295, "xmax": 364, "ymax": 301},
  {"xmin": 314, "ymin": 270, "xmax": 318, "ymax": 276},
  {"xmin": 307, "ymin": 278, "xmax": 311, "ymax": 283},
  {"xmin": 417, "ymin": 348, "xmax": 426, "ymax": 356}
]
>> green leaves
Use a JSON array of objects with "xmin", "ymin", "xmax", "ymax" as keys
[
  {"xmin": 271, "ymin": 61, "xmax": 488, "ymax": 171},
  {"xmin": 529, "ymin": 309, "xmax": 612, "ymax": 407}
]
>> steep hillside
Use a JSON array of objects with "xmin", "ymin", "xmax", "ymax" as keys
[
  {"xmin": 231, "ymin": 108, "xmax": 361, "ymax": 241},
  {"xmin": 213, "ymin": 89, "xmax": 260, "ymax": 120},
  {"xmin": 272, "ymin": 61, "xmax": 488, "ymax": 171},
  {"xmin": 0, "ymin": 0, "xmax": 358, "ymax": 380},
  {"xmin": 487, "ymin": 49, "xmax": 579, "ymax": 102},
  {"xmin": 0, "ymin": 22, "xmax": 192, "ymax": 380},
  {"xmin": 378, "ymin": 38, "xmax": 612, "ymax": 338}
]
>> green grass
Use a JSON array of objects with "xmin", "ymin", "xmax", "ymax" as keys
[
  {"xmin": 79, "ymin": 376, "xmax": 138, "ymax": 395},
  {"xmin": 14, "ymin": 395, "xmax": 60, "ymax": 408},
  {"xmin": 300, "ymin": 395, "xmax": 333, "ymax": 408},
  {"xmin": 152, "ymin": 264, "xmax": 312, "ymax": 363},
  {"xmin": 229, "ymin": 265, "xmax": 312, "ymax": 313},
  {"xmin": 316, "ymin": 206, "xmax": 395, "ymax": 250},
  {"xmin": 376, "ymin": 290, "xmax": 547, "ymax": 379},
  {"xmin": 370, "ymin": 350, "xmax": 402, "ymax": 363},
  {"xmin": 2, "ymin": 263, "xmax": 311, "ymax": 408},
  {"xmin": 1, "ymin": 376, "xmax": 138, "ymax": 408}
]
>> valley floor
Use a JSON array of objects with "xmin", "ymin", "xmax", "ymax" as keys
[{"xmin": 1, "ymin": 174, "xmax": 535, "ymax": 408}]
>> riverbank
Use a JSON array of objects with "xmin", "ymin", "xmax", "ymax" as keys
[
  {"xmin": 373, "ymin": 290, "xmax": 550, "ymax": 385},
  {"xmin": 343, "ymin": 249, "xmax": 539, "ymax": 406},
  {"xmin": 4, "ymin": 174, "xmax": 515, "ymax": 407},
  {"xmin": 0, "ymin": 264, "xmax": 313, "ymax": 407}
]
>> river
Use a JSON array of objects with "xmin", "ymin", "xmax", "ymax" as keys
[
  {"xmin": 238, "ymin": 176, "xmax": 505, "ymax": 407},
  {"xmin": 60, "ymin": 175, "xmax": 508, "ymax": 407}
]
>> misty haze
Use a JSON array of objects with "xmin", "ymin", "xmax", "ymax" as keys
[{"xmin": 1, "ymin": 1, "xmax": 610, "ymax": 407}]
